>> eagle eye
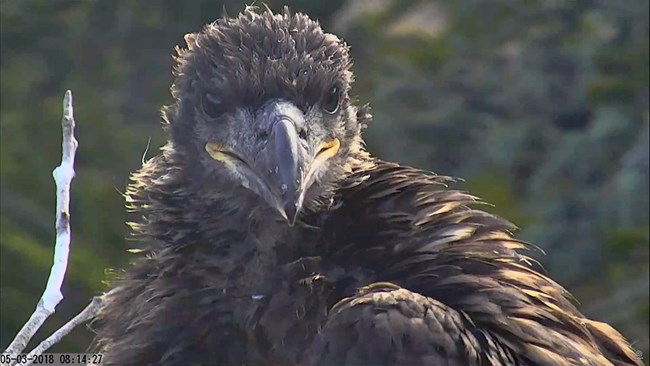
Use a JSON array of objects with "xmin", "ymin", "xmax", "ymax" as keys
[
  {"xmin": 202, "ymin": 92, "xmax": 226, "ymax": 118},
  {"xmin": 322, "ymin": 86, "xmax": 341, "ymax": 114}
]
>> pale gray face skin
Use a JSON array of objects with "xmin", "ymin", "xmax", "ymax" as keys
[{"xmin": 191, "ymin": 89, "xmax": 351, "ymax": 225}]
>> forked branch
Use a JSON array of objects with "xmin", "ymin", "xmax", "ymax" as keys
[{"xmin": 2, "ymin": 91, "xmax": 101, "ymax": 366}]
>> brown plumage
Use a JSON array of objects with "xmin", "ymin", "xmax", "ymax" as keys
[{"xmin": 90, "ymin": 7, "xmax": 641, "ymax": 366}]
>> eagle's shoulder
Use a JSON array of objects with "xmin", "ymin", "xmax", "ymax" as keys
[{"xmin": 321, "ymin": 159, "xmax": 641, "ymax": 365}]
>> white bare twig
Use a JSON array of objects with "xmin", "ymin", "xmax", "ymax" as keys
[
  {"xmin": 17, "ymin": 286, "xmax": 122, "ymax": 366},
  {"xmin": 16, "ymin": 296, "xmax": 103, "ymax": 366},
  {"xmin": 3, "ymin": 91, "xmax": 79, "ymax": 365}
]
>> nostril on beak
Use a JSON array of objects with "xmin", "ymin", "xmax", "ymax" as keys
[{"xmin": 257, "ymin": 129, "xmax": 270, "ymax": 140}]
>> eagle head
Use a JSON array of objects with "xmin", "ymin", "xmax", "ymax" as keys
[{"xmin": 165, "ymin": 7, "xmax": 368, "ymax": 225}]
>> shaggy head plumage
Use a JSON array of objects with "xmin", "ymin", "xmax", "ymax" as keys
[{"xmin": 163, "ymin": 8, "xmax": 370, "ymax": 224}]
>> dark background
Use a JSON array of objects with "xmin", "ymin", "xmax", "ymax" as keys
[{"xmin": 1, "ymin": 0, "xmax": 648, "ymax": 360}]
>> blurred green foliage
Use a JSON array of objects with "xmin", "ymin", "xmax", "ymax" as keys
[{"xmin": 1, "ymin": 0, "xmax": 648, "ymax": 359}]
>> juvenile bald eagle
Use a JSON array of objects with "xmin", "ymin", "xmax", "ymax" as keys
[{"xmin": 91, "ymin": 8, "xmax": 641, "ymax": 366}]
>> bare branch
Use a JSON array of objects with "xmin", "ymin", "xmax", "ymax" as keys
[
  {"xmin": 16, "ymin": 296, "xmax": 104, "ymax": 366},
  {"xmin": 3, "ymin": 91, "xmax": 78, "ymax": 365}
]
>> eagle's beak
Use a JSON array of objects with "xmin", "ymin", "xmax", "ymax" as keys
[{"xmin": 205, "ymin": 101, "xmax": 340, "ymax": 225}]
